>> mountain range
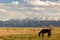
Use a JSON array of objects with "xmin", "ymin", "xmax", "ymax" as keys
[{"xmin": 0, "ymin": 19, "xmax": 60, "ymax": 27}]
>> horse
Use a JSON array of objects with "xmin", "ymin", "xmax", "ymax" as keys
[{"xmin": 38, "ymin": 26, "xmax": 53, "ymax": 38}]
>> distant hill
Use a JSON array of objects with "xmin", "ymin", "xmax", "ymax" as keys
[{"xmin": 0, "ymin": 19, "xmax": 60, "ymax": 27}]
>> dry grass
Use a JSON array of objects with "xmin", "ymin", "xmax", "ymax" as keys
[
  {"xmin": 0, "ymin": 27, "xmax": 60, "ymax": 40},
  {"xmin": 0, "ymin": 27, "xmax": 59, "ymax": 35},
  {"xmin": 0, "ymin": 27, "xmax": 42, "ymax": 35}
]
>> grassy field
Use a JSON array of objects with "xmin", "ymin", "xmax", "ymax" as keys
[{"xmin": 0, "ymin": 27, "xmax": 60, "ymax": 40}]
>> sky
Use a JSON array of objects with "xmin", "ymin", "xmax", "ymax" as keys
[{"xmin": 0, "ymin": 0, "xmax": 60, "ymax": 21}]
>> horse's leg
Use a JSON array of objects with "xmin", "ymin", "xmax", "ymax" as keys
[
  {"xmin": 38, "ymin": 31, "xmax": 42, "ymax": 37},
  {"xmin": 38, "ymin": 32, "xmax": 40, "ymax": 37},
  {"xmin": 48, "ymin": 31, "xmax": 51, "ymax": 38},
  {"xmin": 42, "ymin": 33, "xmax": 44, "ymax": 38}
]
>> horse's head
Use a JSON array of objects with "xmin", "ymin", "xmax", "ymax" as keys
[{"xmin": 49, "ymin": 25, "xmax": 54, "ymax": 30}]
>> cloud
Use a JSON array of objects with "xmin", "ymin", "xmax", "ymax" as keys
[
  {"xmin": 16, "ymin": 13, "xmax": 27, "ymax": 20},
  {"xmin": 25, "ymin": 0, "xmax": 60, "ymax": 6},
  {"xmin": 19, "ymin": 7, "xmax": 27, "ymax": 9},
  {"xmin": 0, "ymin": 0, "xmax": 59, "ymax": 21},
  {"xmin": 9, "ymin": 11, "xmax": 17, "ymax": 17},
  {"xmin": 25, "ymin": 0, "xmax": 49, "ymax": 6},
  {"xmin": 0, "ymin": 1, "xmax": 20, "ymax": 6},
  {"xmin": 23, "ymin": 0, "xmax": 26, "ymax": 1},
  {"xmin": 0, "ymin": 9, "xmax": 7, "ymax": 13},
  {"xmin": 0, "ymin": 3, "xmax": 5, "ymax": 5},
  {"xmin": 32, "ymin": 1, "xmax": 49, "ymax": 6},
  {"xmin": 41, "ymin": 17, "xmax": 47, "ymax": 20},
  {"xmin": 47, "ymin": 17, "xmax": 58, "ymax": 21},
  {"xmin": 0, "ymin": 10, "xmax": 18, "ymax": 21},
  {"xmin": 19, "ymin": 15, "xmax": 27, "ymax": 20},
  {"xmin": 32, "ymin": 7, "xmax": 45, "ymax": 10},
  {"xmin": 11, "ymin": 1, "xmax": 19, "ymax": 5},
  {"xmin": 26, "ymin": 12, "xmax": 33, "ymax": 15}
]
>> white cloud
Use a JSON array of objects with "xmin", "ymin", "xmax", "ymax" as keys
[
  {"xmin": 26, "ymin": 12, "xmax": 32, "ymax": 15},
  {"xmin": 0, "ymin": 1, "xmax": 20, "ymax": 6},
  {"xmin": 0, "ymin": 9, "xmax": 7, "ymax": 13},
  {"xmin": 9, "ymin": 11, "xmax": 17, "ymax": 17},
  {"xmin": 41, "ymin": 17, "xmax": 47, "ymax": 20},
  {"xmin": 26, "ymin": 0, "xmax": 49, "ymax": 6},
  {"xmin": 0, "ymin": 0, "xmax": 59, "ymax": 21},
  {"xmin": 16, "ymin": 13, "xmax": 27, "ymax": 20},
  {"xmin": 11, "ymin": 1, "xmax": 19, "ymax": 5},
  {"xmin": 19, "ymin": 7, "xmax": 27, "ymax": 9},
  {"xmin": 0, "ymin": 10, "xmax": 18, "ymax": 21},
  {"xmin": 47, "ymin": 17, "xmax": 58, "ymax": 21},
  {"xmin": 19, "ymin": 15, "xmax": 27, "ymax": 20},
  {"xmin": 32, "ymin": 7, "xmax": 45, "ymax": 10},
  {"xmin": 23, "ymin": 0, "xmax": 26, "ymax": 1},
  {"xmin": 25, "ymin": 0, "xmax": 60, "ymax": 6},
  {"xmin": 0, "ymin": 3, "xmax": 5, "ymax": 5}
]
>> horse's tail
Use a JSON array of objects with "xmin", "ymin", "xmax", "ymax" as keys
[{"xmin": 38, "ymin": 31, "xmax": 41, "ymax": 37}]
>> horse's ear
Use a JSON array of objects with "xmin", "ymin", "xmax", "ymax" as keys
[{"xmin": 49, "ymin": 25, "xmax": 54, "ymax": 30}]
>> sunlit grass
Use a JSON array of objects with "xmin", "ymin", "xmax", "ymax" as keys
[
  {"xmin": 0, "ymin": 34, "xmax": 60, "ymax": 40},
  {"xmin": 0, "ymin": 27, "xmax": 60, "ymax": 40}
]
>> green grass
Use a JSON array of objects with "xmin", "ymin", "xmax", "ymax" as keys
[{"xmin": 0, "ymin": 34, "xmax": 60, "ymax": 40}]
